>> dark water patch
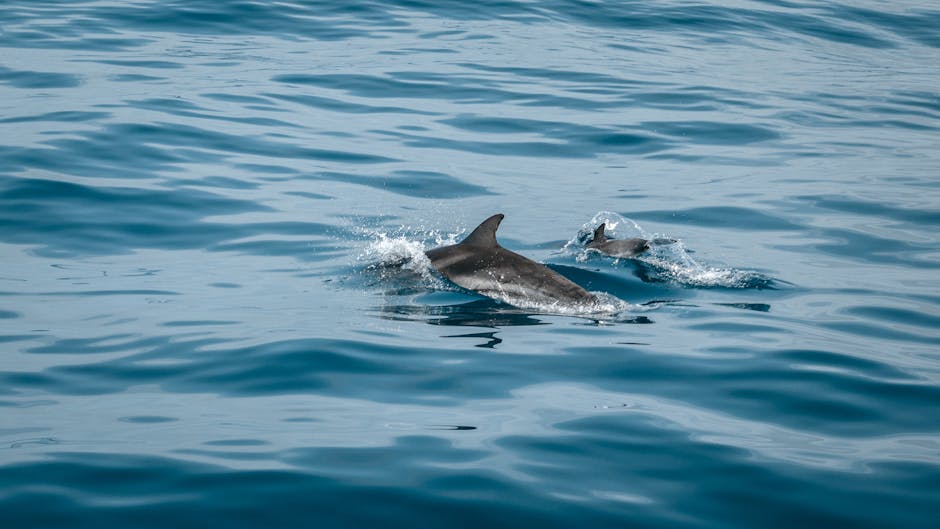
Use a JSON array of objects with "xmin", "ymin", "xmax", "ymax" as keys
[
  {"xmin": 272, "ymin": 72, "xmax": 522, "ymax": 103},
  {"xmin": 27, "ymin": 334, "xmax": 166, "ymax": 355},
  {"xmin": 544, "ymin": 414, "xmax": 937, "ymax": 529},
  {"xmin": 128, "ymin": 98, "xmax": 302, "ymax": 129},
  {"xmin": 763, "ymin": 10, "xmax": 896, "ymax": 48},
  {"xmin": 204, "ymin": 439, "xmax": 268, "ymax": 447},
  {"xmin": 844, "ymin": 305, "xmax": 940, "ymax": 331},
  {"xmin": 235, "ymin": 162, "xmax": 299, "ymax": 176},
  {"xmin": 2, "ymin": 337, "xmax": 428, "ymax": 398},
  {"xmin": 0, "ymin": 111, "xmax": 110, "ymax": 124},
  {"xmin": 118, "ymin": 416, "xmax": 178, "ymax": 424},
  {"xmin": 631, "ymin": 92, "xmax": 718, "ymax": 112},
  {"xmin": 890, "ymin": 91, "xmax": 940, "ymax": 116},
  {"xmin": 64, "ymin": 1, "xmax": 410, "ymax": 41},
  {"xmin": 632, "ymin": 206, "xmax": 802, "ymax": 231},
  {"xmin": 170, "ymin": 176, "xmax": 260, "ymax": 190},
  {"xmin": 723, "ymin": 367, "xmax": 940, "ymax": 436},
  {"xmin": 266, "ymin": 92, "xmax": 437, "ymax": 115},
  {"xmin": 820, "ymin": 321, "xmax": 940, "ymax": 346},
  {"xmin": 0, "ymin": 448, "xmax": 646, "ymax": 529},
  {"xmin": 535, "ymin": 2, "xmax": 756, "ymax": 36},
  {"xmin": 208, "ymin": 282, "xmax": 240, "ymax": 289},
  {"xmin": 202, "ymin": 93, "xmax": 272, "ymax": 105},
  {"xmin": 209, "ymin": 240, "xmax": 344, "ymax": 262},
  {"xmin": 6, "ymin": 334, "xmax": 526, "ymax": 401},
  {"xmin": 286, "ymin": 191, "xmax": 332, "ymax": 200},
  {"xmin": 0, "ymin": 290, "xmax": 179, "ymax": 298},
  {"xmin": 273, "ymin": 72, "xmax": 616, "ymax": 110},
  {"xmin": 103, "ymin": 121, "xmax": 394, "ymax": 164},
  {"xmin": 537, "ymin": 343, "xmax": 938, "ymax": 438},
  {"xmin": 647, "ymin": 152, "xmax": 784, "ymax": 166},
  {"xmin": 777, "ymin": 349, "xmax": 919, "ymax": 382},
  {"xmin": 686, "ymin": 321, "xmax": 784, "ymax": 335},
  {"xmin": 382, "ymin": 0, "xmax": 544, "ymax": 22},
  {"xmin": 458, "ymin": 63, "xmax": 664, "ymax": 89},
  {"xmin": 0, "ymin": 310, "xmax": 19, "ymax": 319},
  {"xmin": 792, "ymin": 92, "xmax": 940, "ymax": 132},
  {"xmin": 161, "ymin": 321, "xmax": 238, "ymax": 327},
  {"xmin": 843, "ymin": 118, "xmax": 936, "ymax": 132},
  {"xmin": 5, "ymin": 331, "xmax": 940, "ymax": 440},
  {"xmin": 832, "ymin": 5, "xmax": 940, "ymax": 48},
  {"xmin": 175, "ymin": 448, "xmax": 276, "ymax": 462},
  {"xmin": 419, "ymin": 29, "xmax": 465, "ymax": 39},
  {"xmin": 0, "ymin": 121, "xmax": 393, "ymax": 179},
  {"xmin": 0, "ymin": 335, "xmax": 33, "ymax": 344},
  {"xmin": 378, "ymin": 128, "xmax": 667, "ymax": 158},
  {"xmin": 0, "ymin": 2, "xmax": 152, "ymax": 50},
  {"xmin": 643, "ymin": 120, "xmax": 781, "ymax": 145},
  {"xmin": 442, "ymin": 114, "xmax": 570, "ymax": 134},
  {"xmin": 379, "ymin": 47, "xmax": 460, "ymax": 55},
  {"xmin": 315, "ymin": 170, "xmax": 493, "ymax": 198},
  {"xmin": 0, "ymin": 177, "xmax": 270, "ymax": 257},
  {"xmin": 529, "ymin": 1, "xmax": 902, "ymax": 49},
  {"xmin": 0, "ymin": 66, "xmax": 81, "ymax": 89},
  {"xmin": 0, "ymin": 399, "xmax": 56, "ymax": 408},
  {"xmin": 803, "ymin": 226, "xmax": 938, "ymax": 269},
  {"xmin": 94, "ymin": 59, "xmax": 182, "ymax": 69},
  {"xmin": 796, "ymin": 195, "xmax": 940, "ymax": 226},
  {"xmin": 109, "ymin": 74, "xmax": 167, "ymax": 82},
  {"xmin": 0, "ymin": 135, "xmax": 209, "ymax": 179}
]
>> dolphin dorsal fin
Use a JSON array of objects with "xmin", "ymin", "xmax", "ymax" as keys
[
  {"xmin": 461, "ymin": 214, "xmax": 504, "ymax": 247},
  {"xmin": 592, "ymin": 223, "xmax": 608, "ymax": 244}
]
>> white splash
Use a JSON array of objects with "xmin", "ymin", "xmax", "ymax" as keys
[
  {"xmin": 564, "ymin": 211, "xmax": 772, "ymax": 289},
  {"xmin": 357, "ymin": 226, "xmax": 461, "ymax": 289}
]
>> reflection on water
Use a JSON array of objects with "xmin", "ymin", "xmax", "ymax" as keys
[{"xmin": 376, "ymin": 299, "xmax": 547, "ymax": 328}]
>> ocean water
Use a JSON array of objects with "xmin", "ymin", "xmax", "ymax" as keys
[{"xmin": 2, "ymin": 0, "xmax": 939, "ymax": 527}]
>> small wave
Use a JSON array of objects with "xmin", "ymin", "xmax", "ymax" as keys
[{"xmin": 564, "ymin": 211, "xmax": 775, "ymax": 289}]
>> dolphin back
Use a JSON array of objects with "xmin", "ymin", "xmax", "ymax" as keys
[
  {"xmin": 425, "ymin": 214, "xmax": 597, "ymax": 306},
  {"xmin": 588, "ymin": 223, "xmax": 608, "ymax": 247},
  {"xmin": 585, "ymin": 223, "xmax": 649, "ymax": 258},
  {"xmin": 461, "ymin": 213, "xmax": 503, "ymax": 247}
]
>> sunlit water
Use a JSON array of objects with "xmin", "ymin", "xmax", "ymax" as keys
[{"xmin": 2, "ymin": 1, "xmax": 939, "ymax": 528}]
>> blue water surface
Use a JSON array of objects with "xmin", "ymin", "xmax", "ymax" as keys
[{"xmin": 2, "ymin": 1, "xmax": 939, "ymax": 528}]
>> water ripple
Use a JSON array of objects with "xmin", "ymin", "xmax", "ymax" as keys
[{"xmin": 2, "ymin": 1, "xmax": 939, "ymax": 528}]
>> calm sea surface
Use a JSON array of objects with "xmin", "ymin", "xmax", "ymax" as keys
[{"xmin": 2, "ymin": 1, "xmax": 939, "ymax": 527}]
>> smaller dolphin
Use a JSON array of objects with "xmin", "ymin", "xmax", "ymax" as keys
[
  {"xmin": 425, "ymin": 214, "xmax": 597, "ymax": 306},
  {"xmin": 586, "ymin": 223, "xmax": 650, "ymax": 258}
]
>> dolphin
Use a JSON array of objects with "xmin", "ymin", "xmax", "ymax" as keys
[
  {"xmin": 586, "ymin": 223, "xmax": 650, "ymax": 258},
  {"xmin": 425, "ymin": 214, "xmax": 597, "ymax": 306}
]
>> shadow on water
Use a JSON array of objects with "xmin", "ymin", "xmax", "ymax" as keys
[
  {"xmin": 442, "ymin": 331, "xmax": 503, "ymax": 349},
  {"xmin": 375, "ymin": 298, "xmax": 654, "ymax": 348},
  {"xmin": 376, "ymin": 299, "xmax": 548, "ymax": 328}
]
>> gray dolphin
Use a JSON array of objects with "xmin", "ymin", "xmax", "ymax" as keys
[
  {"xmin": 425, "ymin": 214, "xmax": 597, "ymax": 306},
  {"xmin": 586, "ymin": 223, "xmax": 650, "ymax": 258}
]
